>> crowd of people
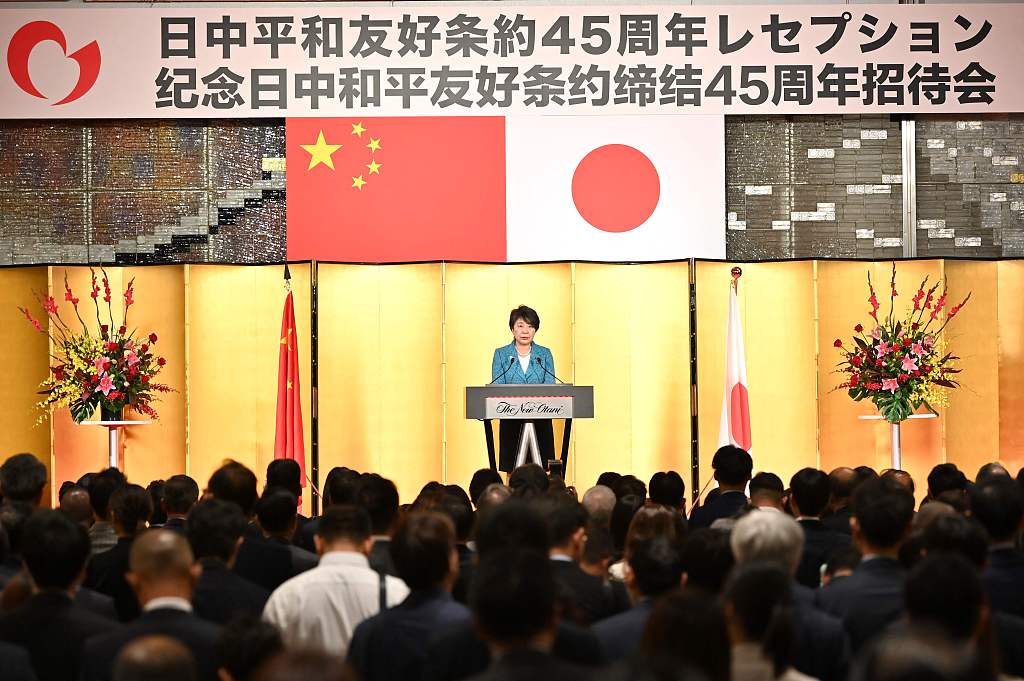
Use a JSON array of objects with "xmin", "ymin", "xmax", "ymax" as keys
[{"xmin": 0, "ymin": 445, "xmax": 1022, "ymax": 681}]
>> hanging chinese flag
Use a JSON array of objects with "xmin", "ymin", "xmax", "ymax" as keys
[
  {"xmin": 274, "ymin": 284, "xmax": 305, "ymax": 480},
  {"xmin": 718, "ymin": 270, "xmax": 752, "ymax": 452}
]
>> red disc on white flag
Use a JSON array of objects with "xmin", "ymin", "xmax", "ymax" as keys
[{"xmin": 571, "ymin": 144, "xmax": 660, "ymax": 233}]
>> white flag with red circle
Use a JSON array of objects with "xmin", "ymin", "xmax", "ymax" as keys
[{"xmin": 719, "ymin": 277, "xmax": 752, "ymax": 452}]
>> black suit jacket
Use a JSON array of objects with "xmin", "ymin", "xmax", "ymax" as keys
[
  {"xmin": 83, "ymin": 537, "xmax": 139, "ymax": 622},
  {"xmin": 0, "ymin": 641, "xmax": 35, "ymax": 681},
  {"xmin": 74, "ymin": 588, "xmax": 118, "ymax": 621},
  {"xmin": 81, "ymin": 607, "xmax": 221, "ymax": 681},
  {"xmin": 688, "ymin": 491, "xmax": 748, "ymax": 530},
  {"xmin": 369, "ymin": 539, "xmax": 398, "ymax": 577},
  {"xmin": 993, "ymin": 611, "xmax": 1024, "ymax": 677},
  {"xmin": 796, "ymin": 519, "xmax": 852, "ymax": 588},
  {"xmin": 592, "ymin": 600, "xmax": 654, "ymax": 662},
  {"xmin": 295, "ymin": 517, "xmax": 319, "ymax": 553},
  {"xmin": 550, "ymin": 559, "xmax": 628, "ymax": 626},
  {"xmin": 984, "ymin": 547, "xmax": 1024, "ymax": 619},
  {"xmin": 193, "ymin": 558, "xmax": 270, "ymax": 625},
  {"xmin": 162, "ymin": 517, "xmax": 187, "ymax": 534},
  {"xmin": 464, "ymin": 648, "xmax": 589, "ymax": 681},
  {"xmin": 233, "ymin": 532, "xmax": 298, "ymax": 592},
  {"xmin": 0, "ymin": 591, "xmax": 119, "ymax": 681},
  {"xmin": 816, "ymin": 556, "xmax": 904, "ymax": 653},
  {"xmin": 791, "ymin": 583, "xmax": 850, "ymax": 681},
  {"xmin": 821, "ymin": 506, "xmax": 853, "ymax": 535}
]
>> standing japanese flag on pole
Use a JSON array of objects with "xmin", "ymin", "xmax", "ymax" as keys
[
  {"xmin": 274, "ymin": 268, "xmax": 305, "ymax": 481},
  {"xmin": 719, "ymin": 269, "xmax": 752, "ymax": 452}
]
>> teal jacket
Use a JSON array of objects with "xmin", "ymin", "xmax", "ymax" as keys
[{"xmin": 491, "ymin": 342, "xmax": 556, "ymax": 384}]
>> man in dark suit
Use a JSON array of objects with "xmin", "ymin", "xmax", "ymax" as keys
[
  {"xmin": 816, "ymin": 477, "xmax": 915, "ymax": 653},
  {"xmin": 593, "ymin": 537, "xmax": 683, "ymax": 661},
  {"xmin": 161, "ymin": 475, "xmax": 199, "ymax": 534},
  {"xmin": 0, "ymin": 453, "xmax": 47, "ymax": 508},
  {"xmin": 822, "ymin": 467, "xmax": 856, "ymax": 535},
  {"xmin": 356, "ymin": 474, "xmax": 401, "ymax": 577},
  {"xmin": 0, "ymin": 641, "xmax": 35, "ymax": 681},
  {"xmin": 971, "ymin": 477, "xmax": 1024, "ymax": 618},
  {"xmin": 111, "ymin": 635, "xmax": 196, "ymax": 681},
  {"xmin": 81, "ymin": 530, "xmax": 221, "ymax": 681},
  {"xmin": 0, "ymin": 510, "xmax": 120, "ymax": 681},
  {"xmin": 689, "ymin": 446, "xmax": 751, "ymax": 530},
  {"xmin": 265, "ymin": 460, "xmax": 310, "ymax": 534},
  {"xmin": 790, "ymin": 468, "xmax": 852, "ymax": 588},
  {"xmin": 84, "ymin": 484, "xmax": 154, "ymax": 621},
  {"xmin": 185, "ymin": 499, "xmax": 269, "ymax": 625},
  {"xmin": 254, "ymin": 488, "xmax": 318, "ymax": 575}
]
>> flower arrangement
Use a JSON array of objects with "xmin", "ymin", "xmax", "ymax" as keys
[
  {"xmin": 834, "ymin": 264, "xmax": 970, "ymax": 423},
  {"xmin": 18, "ymin": 269, "xmax": 172, "ymax": 423}
]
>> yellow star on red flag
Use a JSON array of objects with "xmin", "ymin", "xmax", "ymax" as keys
[{"xmin": 301, "ymin": 131, "xmax": 342, "ymax": 171}]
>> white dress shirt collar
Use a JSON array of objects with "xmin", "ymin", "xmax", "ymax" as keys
[{"xmin": 143, "ymin": 596, "xmax": 193, "ymax": 613}]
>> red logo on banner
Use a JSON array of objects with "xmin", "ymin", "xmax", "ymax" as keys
[{"xmin": 7, "ymin": 21, "xmax": 101, "ymax": 105}]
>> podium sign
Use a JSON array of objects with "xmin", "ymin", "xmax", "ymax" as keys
[{"xmin": 485, "ymin": 396, "xmax": 574, "ymax": 420}]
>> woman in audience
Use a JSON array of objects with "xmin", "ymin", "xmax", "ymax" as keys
[{"xmin": 639, "ymin": 589, "xmax": 730, "ymax": 681}]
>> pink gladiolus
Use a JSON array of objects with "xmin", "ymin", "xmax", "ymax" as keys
[
  {"xmin": 871, "ymin": 327, "xmax": 882, "ymax": 340},
  {"xmin": 44, "ymin": 296, "xmax": 57, "ymax": 315}
]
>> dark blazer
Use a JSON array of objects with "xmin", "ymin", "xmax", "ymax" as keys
[
  {"xmin": 267, "ymin": 536, "xmax": 319, "ymax": 574},
  {"xmin": 821, "ymin": 506, "xmax": 853, "ymax": 535},
  {"xmin": 550, "ymin": 559, "xmax": 628, "ymax": 626},
  {"xmin": 162, "ymin": 517, "xmax": 187, "ymax": 534},
  {"xmin": 0, "ymin": 641, "xmax": 36, "ymax": 681},
  {"xmin": 984, "ymin": 547, "xmax": 1024, "ymax": 618},
  {"xmin": 233, "ymin": 533, "xmax": 298, "ymax": 592},
  {"xmin": 791, "ymin": 583, "xmax": 850, "ymax": 681},
  {"xmin": 192, "ymin": 558, "xmax": 270, "ymax": 625},
  {"xmin": 688, "ymin": 490, "xmax": 748, "ymax": 529},
  {"xmin": 993, "ymin": 611, "xmax": 1024, "ymax": 677},
  {"xmin": 369, "ymin": 538, "xmax": 398, "ymax": 577},
  {"xmin": 816, "ymin": 556, "xmax": 904, "ymax": 653},
  {"xmin": 81, "ymin": 607, "xmax": 221, "ymax": 681},
  {"xmin": 83, "ymin": 537, "xmax": 139, "ymax": 622},
  {"xmin": 796, "ymin": 519, "xmax": 852, "ymax": 588},
  {"xmin": 465, "ymin": 648, "xmax": 589, "ymax": 681},
  {"xmin": 0, "ymin": 591, "xmax": 119, "ymax": 681},
  {"xmin": 592, "ymin": 599, "xmax": 654, "ymax": 662},
  {"xmin": 75, "ymin": 588, "xmax": 118, "ymax": 621},
  {"xmin": 348, "ymin": 589, "xmax": 472, "ymax": 681},
  {"xmin": 295, "ymin": 517, "xmax": 319, "ymax": 554}
]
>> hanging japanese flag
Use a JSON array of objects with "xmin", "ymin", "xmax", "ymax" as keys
[
  {"xmin": 719, "ymin": 272, "xmax": 752, "ymax": 452},
  {"xmin": 274, "ymin": 285, "xmax": 306, "ymax": 481},
  {"xmin": 286, "ymin": 115, "xmax": 724, "ymax": 262}
]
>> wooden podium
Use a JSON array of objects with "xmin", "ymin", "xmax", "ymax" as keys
[{"xmin": 466, "ymin": 385, "xmax": 594, "ymax": 471}]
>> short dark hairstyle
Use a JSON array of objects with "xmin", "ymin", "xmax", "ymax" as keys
[
  {"xmin": 438, "ymin": 493, "xmax": 474, "ymax": 542},
  {"xmin": 610, "ymin": 493, "xmax": 645, "ymax": 554},
  {"xmin": 712, "ymin": 446, "xmax": 753, "ymax": 486},
  {"xmin": 581, "ymin": 524, "xmax": 615, "ymax": 565},
  {"xmin": 927, "ymin": 463, "xmax": 967, "ymax": 498},
  {"xmin": 530, "ymin": 495, "xmax": 587, "ymax": 547},
  {"xmin": 790, "ymin": 468, "xmax": 831, "ymax": 518},
  {"xmin": 316, "ymin": 505, "xmax": 372, "ymax": 545},
  {"xmin": 921, "ymin": 514, "xmax": 989, "ymax": 569},
  {"xmin": 266, "ymin": 459, "xmax": 302, "ymax": 499},
  {"xmin": 471, "ymin": 549, "xmax": 554, "ymax": 643},
  {"xmin": 390, "ymin": 511, "xmax": 455, "ymax": 590},
  {"xmin": 641, "ymin": 590, "xmax": 730, "ymax": 681},
  {"xmin": 970, "ymin": 477, "xmax": 1023, "ymax": 543},
  {"xmin": 110, "ymin": 484, "xmax": 153, "ymax": 535},
  {"xmin": 58, "ymin": 481, "xmax": 76, "ymax": 502},
  {"xmin": 828, "ymin": 468, "xmax": 857, "ymax": 502},
  {"xmin": 469, "ymin": 469, "xmax": 502, "ymax": 507},
  {"xmin": 629, "ymin": 537, "xmax": 683, "ymax": 597},
  {"xmin": 208, "ymin": 462, "xmax": 258, "ymax": 518},
  {"xmin": 596, "ymin": 472, "xmax": 622, "ymax": 490},
  {"xmin": 89, "ymin": 468, "xmax": 127, "ymax": 519},
  {"xmin": 163, "ymin": 475, "xmax": 199, "ymax": 516},
  {"xmin": 679, "ymin": 528, "xmax": 734, "ymax": 594},
  {"xmin": 881, "ymin": 469, "xmax": 916, "ymax": 496},
  {"xmin": 613, "ymin": 475, "xmax": 647, "ymax": 502},
  {"xmin": 723, "ymin": 562, "xmax": 795, "ymax": 677},
  {"xmin": 905, "ymin": 554, "xmax": 982, "ymax": 641},
  {"xmin": 185, "ymin": 499, "xmax": 247, "ymax": 562},
  {"xmin": 854, "ymin": 466, "xmax": 879, "ymax": 486},
  {"xmin": 324, "ymin": 467, "xmax": 360, "ymax": 507},
  {"xmin": 147, "ymin": 480, "xmax": 167, "ymax": 526},
  {"xmin": 355, "ymin": 475, "xmax": 400, "ymax": 535},
  {"xmin": 852, "ymin": 477, "xmax": 915, "ymax": 549},
  {"xmin": 649, "ymin": 472, "xmax": 686, "ymax": 508},
  {"xmin": 0, "ymin": 501, "xmax": 33, "ymax": 554},
  {"xmin": 216, "ymin": 616, "xmax": 284, "ymax": 681},
  {"xmin": 474, "ymin": 499, "xmax": 549, "ymax": 558},
  {"xmin": 443, "ymin": 484, "xmax": 471, "ymax": 507},
  {"xmin": 508, "ymin": 305, "xmax": 540, "ymax": 332},
  {"xmin": 975, "ymin": 462, "xmax": 1010, "ymax": 484},
  {"xmin": 508, "ymin": 464, "xmax": 549, "ymax": 499},
  {"xmin": 21, "ymin": 509, "xmax": 90, "ymax": 589},
  {"xmin": 749, "ymin": 472, "xmax": 784, "ymax": 495},
  {"xmin": 256, "ymin": 488, "xmax": 299, "ymax": 535},
  {"xmin": 823, "ymin": 545, "xmax": 861, "ymax": 577},
  {"xmin": 113, "ymin": 636, "xmax": 196, "ymax": 681},
  {"xmin": 0, "ymin": 453, "xmax": 47, "ymax": 504}
]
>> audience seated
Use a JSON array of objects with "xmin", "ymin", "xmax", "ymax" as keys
[
  {"xmin": 88, "ymin": 469, "xmax": 128, "ymax": 556},
  {"xmin": 508, "ymin": 464, "xmax": 549, "ymax": 499},
  {"xmin": 789, "ymin": 468, "xmax": 851, "ymax": 588},
  {"xmin": 468, "ymin": 469, "xmax": 502, "ymax": 510},
  {"xmin": 214, "ymin": 616, "xmax": 282, "ymax": 681},
  {"xmin": 970, "ymin": 477, "xmax": 1024, "ymax": 618},
  {"xmin": 355, "ymin": 475, "xmax": 402, "ymax": 577},
  {"xmin": 690, "ymin": 446, "xmax": 752, "ymax": 529},
  {"xmin": 679, "ymin": 527, "xmax": 734, "ymax": 594},
  {"xmin": 254, "ymin": 488, "xmax": 318, "ymax": 574},
  {"xmin": 580, "ymin": 485, "xmax": 615, "ymax": 528},
  {"xmin": 111, "ymin": 635, "xmax": 196, "ymax": 681},
  {"xmin": 821, "ymin": 467, "xmax": 856, "ymax": 535},
  {"xmin": 0, "ymin": 454, "xmax": 47, "ymax": 507},
  {"xmin": 295, "ymin": 467, "xmax": 361, "ymax": 552},
  {"xmin": 475, "ymin": 482, "xmax": 510, "ymax": 512},
  {"xmin": 748, "ymin": 472, "xmax": 785, "ymax": 512},
  {"xmin": 160, "ymin": 475, "xmax": 199, "ymax": 534},
  {"xmin": 84, "ymin": 484, "xmax": 153, "ymax": 621},
  {"xmin": 264, "ymin": 460, "xmax": 308, "ymax": 530},
  {"xmin": 926, "ymin": 463, "xmax": 969, "ymax": 511},
  {"xmin": 60, "ymin": 486, "xmax": 95, "ymax": 529},
  {"xmin": 649, "ymin": 471, "xmax": 687, "ymax": 514}
]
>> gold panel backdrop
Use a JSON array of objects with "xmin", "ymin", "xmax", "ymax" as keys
[{"xmin": 997, "ymin": 261, "xmax": 1024, "ymax": 474}]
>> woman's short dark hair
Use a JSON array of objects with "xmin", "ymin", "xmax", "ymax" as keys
[{"xmin": 508, "ymin": 305, "xmax": 540, "ymax": 332}]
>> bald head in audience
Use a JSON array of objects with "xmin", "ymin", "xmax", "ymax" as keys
[
  {"xmin": 125, "ymin": 529, "xmax": 200, "ymax": 606},
  {"xmin": 113, "ymin": 636, "xmax": 196, "ymax": 681},
  {"xmin": 581, "ymin": 485, "xmax": 616, "ymax": 528},
  {"xmin": 60, "ymin": 487, "xmax": 95, "ymax": 528},
  {"xmin": 476, "ymin": 483, "xmax": 511, "ymax": 512}
]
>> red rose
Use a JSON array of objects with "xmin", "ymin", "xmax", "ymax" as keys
[
  {"xmin": 142, "ymin": 375, "xmax": 150, "ymax": 384},
  {"xmin": 149, "ymin": 333, "xmax": 158, "ymax": 343},
  {"xmin": 854, "ymin": 324, "xmax": 864, "ymax": 333},
  {"xmin": 109, "ymin": 390, "xmax": 120, "ymax": 400},
  {"xmin": 141, "ymin": 344, "xmax": 149, "ymax": 353},
  {"xmin": 850, "ymin": 374, "xmax": 859, "ymax": 387},
  {"xmin": 913, "ymin": 370, "xmax": 920, "ymax": 377},
  {"xmin": 903, "ymin": 337, "xmax": 913, "ymax": 348},
  {"xmin": 157, "ymin": 357, "xmax": 166, "ymax": 366},
  {"xmin": 867, "ymin": 382, "xmax": 881, "ymax": 390},
  {"xmin": 118, "ymin": 325, "xmax": 127, "ymax": 336},
  {"xmin": 100, "ymin": 324, "xmax": 109, "ymax": 336},
  {"xmin": 851, "ymin": 355, "xmax": 863, "ymax": 366},
  {"xmin": 875, "ymin": 360, "xmax": 883, "ymax": 368},
  {"xmin": 106, "ymin": 341, "xmax": 118, "ymax": 352},
  {"xmin": 911, "ymin": 323, "xmax": 920, "ymax": 331},
  {"xmin": 922, "ymin": 365, "xmax": 931, "ymax": 374},
  {"xmin": 899, "ymin": 373, "xmax": 909, "ymax": 382},
  {"xmin": 833, "ymin": 339, "xmax": 843, "ymax": 348}
]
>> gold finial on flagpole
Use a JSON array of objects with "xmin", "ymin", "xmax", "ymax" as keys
[{"xmin": 731, "ymin": 266, "xmax": 742, "ymax": 291}]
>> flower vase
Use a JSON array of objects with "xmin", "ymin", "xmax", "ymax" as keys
[
  {"xmin": 100, "ymin": 404, "xmax": 123, "ymax": 422},
  {"xmin": 890, "ymin": 420, "xmax": 902, "ymax": 470}
]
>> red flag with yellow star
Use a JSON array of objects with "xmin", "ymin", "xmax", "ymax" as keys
[{"xmin": 274, "ymin": 286, "xmax": 305, "ymax": 480}]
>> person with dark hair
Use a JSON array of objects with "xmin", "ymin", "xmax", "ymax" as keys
[
  {"xmin": 609, "ymin": 493, "xmax": 644, "ymax": 561},
  {"xmin": 921, "ymin": 515, "xmax": 989, "ymax": 568},
  {"xmin": 881, "ymin": 469, "xmax": 915, "ymax": 495},
  {"xmin": 789, "ymin": 468, "xmax": 851, "ymax": 588},
  {"xmin": 60, "ymin": 486, "xmax": 94, "ymax": 529},
  {"xmin": 148, "ymin": 480, "xmax": 168, "ymax": 527},
  {"xmin": 679, "ymin": 528, "xmax": 734, "ymax": 594},
  {"xmin": 438, "ymin": 493, "xmax": 475, "ymax": 603},
  {"xmin": 263, "ymin": 505, "xmax": 409, "ymax": 655},
  {"xmin": 186, "ymin": 499, "xmax": 269, "ymax": 625},
  {"xmin": 254, "ymin": 488, "xmax": 319, "ymax": 574},
  {"xmin": 475, "ymin": 483, "xmax": 510, "ymax": 513},
  {"xmin": 215, "ymin": 616, "xmax": 283, "ymax": 681},
  {"xmin": 266, "ymin": 460, "xmax": 308, "ymax": 531},
  {"xmin": 821, "ymin": 546, "xmax": 861, "ymax": 587},
  {"xmin": 348, "ymin": 512, "xmax": 471, "ymax": 681},
  {"xmin": 0, "ymin": 501, "xmax": 32, "ymax": 578},
  {"xmin": 112, "ymin": 635, "xmax": 196, "ymax": 681},
  {"xmin": 817, "ymin": 477, "xmax": 915, "ymax": 653},
  {"xmin": 749, "ymin": 472, "xmax": 786, "ymax": 511},
  {"xmin": 252, "ymin": 650, "xmax": 356, "ymax": 681},
  {"xmin": 854, "ymin": 466, "xmax": 879, "ymax": 485},
  {"xmin": 690, "ymin": 446, "xmax": 752, "ymax": 530},
  {"xmin": 508, "ymin": 464, "xmax": 550, "ymax": 499},
  {"xmin": 649, "ymin": 471, "xmax": 687, "ymax": 511},
  {"xmin": 353, "ymin": 474, "xmax": 401, "ymax": 577},
  {"xmin": 469, "ymin": 470, "xmax": 502, "ymax": 509},
  {"xmin": 0, "ymin": 453, "xmax": 47, "ymax": 506},
  {"xmin": 971, "ymin": 477, "xmax": 1024, "ymax": 618},
  {"xmin": 593, "ymin": 537, "xmax": 683, "ymax": 661},
  {"xmin": 0, "ymin": 510, "xmax": 119, "ymax": 681},
  {"xmin": 294, "ymin": 467, "xmax": 361, "ymax": 552},
  {"xmin": 596, "ymin": 472, "xmax": 622, "ymax": 490},
  {"xmin": 88, "ymin": 468, "xmax": 128, "ymax": 555},
  {"xmin": 976, "ymin": 462, "xmax": 1010, "ymax": 484},
  {"xmin": 207, "ymin": 462, "xmax": 258, "ymax": 518},
  {"xmin": 639, "ymin": 589, "xmax": 731, "ymax": 681},
  {"xmin": 579, "ymin": 524, "xmax": 616, "ymax": 580},
  {"xmin": 85, "ymin": 483, "xmax": 154, "ymax": 621},
  {"xmin": 926, "ymin": 463, "xmax": 968, "ymax": 508},
  {"xmin": 822, "ymin": 468, "xmax": 857, "ymax": 535},
  {"xmin": 161, "ymin": 475, "xmax": 199, "ymax": 534},
  {"xmin": 855, "ymin": 626, "xmax": 991, "ymax": 681}
]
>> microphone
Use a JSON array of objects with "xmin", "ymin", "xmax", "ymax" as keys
[
  {"xmin": 535, "ymin": 356, "xmax": 569, "ymax": 384},
  {"xmin": 489, "ymin": 356, "xmax": 515, "ymax": 384}
]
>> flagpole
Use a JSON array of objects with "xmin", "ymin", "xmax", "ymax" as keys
[
  {"xmin": 310, "ymin": 261, "xmax": 320, "ymax": 517},
  {"xmin": 688, "ymin": 260, "xmax": 700, "ymax": 506}
]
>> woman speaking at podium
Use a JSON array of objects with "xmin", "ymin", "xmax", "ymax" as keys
[{"xmin": 490, "ymin": 305, "xmax": 556, "ymax": 472}]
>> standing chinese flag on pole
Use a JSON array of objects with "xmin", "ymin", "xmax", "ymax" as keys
[
  {"xmin": 719, "ymin": 268, "xmax": 752, "ymax": 452},
  {"xmin": 275, "ymin": 271, "xmax": 305, "ymax": 481}
]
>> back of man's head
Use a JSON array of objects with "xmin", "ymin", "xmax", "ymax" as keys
[
  {"xmin": 113, "ymin": 636, "xmax": 196, "ymax": 681},
  {"xmin": 470, "ymin": 549, "xmax": 556, "ymax": 647},
  {"xmin": 216, "ymin": 616, "xmax": 283, "ymax": 681},
  {"xmin": 0, "ymin": 453, "xmax": 47, "ymax": 505},
  {"xmin": 613, "ymin": 475, "xmax": 647, "ymax": 501},
  {"xmin": 712, "ymin": 446, "xmax": 753, "ymax": 487},
  {"xmin": 89, "ymin": 467, "xmax": 127, "ymax": 520},
  {"xmin": 22, "ymin": 509, "xmax": 90, "ymax": 590},
  {"xmin": 852, "ymin": 477, "xmax": 915, "ymax": 551},
  {"xmin": 266, "ymin": 460, "xmax": 302, "ymax": 499},
  {"xmin": 0, "ymin": 501, "xmax": 33, "ymax": 556},
  {"xmin": 790, "ymin": 468, "xmax": 831, "ymax": 518},
  {"xmin": 391, "ymin": 511, "xmax": 456, "ymax": 590},
  {"xmin": 129, "ymin": 530, "xmax": 196, "ymax": 594},
  {"xmin": 531, "ymin": 494, "xmax": 587, "ymax": 550},
  {"xmin": 581, "ymin": 485, "xmax": 616, "ymax": 527},
  {"xmin": 111, "ymin": 484, "xmax": 154, "ymax": 535},
  {"xmin": 596, "ymin": 472, "xmax": 622, "ymax": 490},
  {"xmin": 508, "ymin": 464, "xmax": 549, "ymax": 499},
  {"xmin": 474, "ymin": 499, "xmax": 550, "ymax": 558},
  {"xmin": 730, "ymin": 509, "xmax": 805, "ymax": 575},
  {"xmin": 208, "ymin": 461, "xmax": 258, "ymax": 518},
  {"xmin": 649, "ymin": 472, "xmax": 686, "ymax": 509},
  {"xmin": 881, "ymin": 470, "xmax": 916, "ymax": 495},
  {"xmin": 162, "ymin": 475, "xmax": 199, "ymax": 517},
  {"xmin": 437, "ymin": 493, "xmax": 473, "ymax": 543},
  {"xmin": 970, "ymin": 477, "xmax": 1023, "ymax": 544},
  {"xmin": 316, "ymin": 505, "xmax": 372, "ymax": 548},
  {"xmin": 355, "ymin": 474, "xmax": 399, "ymax": 535},
  {"xmin": 828, "ymin": 467, "xmax": 857, "ymax": 505},
  {"xmin": 749, "ymin": 472, "xmax": 785, "ymax": 509},
  {"xmin": 680, "ymin": 528, "xmax": 734, "ymax": 594},
  {"xmin": 975, "ymin": 462, "xmax": 1010, "ymax": 484},
  {"xmin": 927, "ymin": 463, "xmax": 967, "ymax": 499},
  {"xmin": 628, "ymin": 536, "xmax": 683, "ymax": 598},
  {"xmin": 256, "ymin": 488, "xmax": 298, "ymax": 536},
  {"xmin": 905, "ymin": 554, "xmax": 983, "ymax": 641},
  {"xmin": 476, "ymin": 483, "xmax": 510, "ymax": 512},
  {"xmin": 324, "ymin": 467, "xmax": 360, "ymax": 507},
  {"xmin": 921, "ymin": 514, "xmax": 989, "ymax": 569},
  {"xmin": 469, "ymin": 469, "xmax": 502, "ymax": 508},
  {"xmin": 60, "ymin": 487, "xmax": 94, "ymax": 527},
  {"xmin": 186, "ymin": 498, "xmax": 247, "ymax": 562}
]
